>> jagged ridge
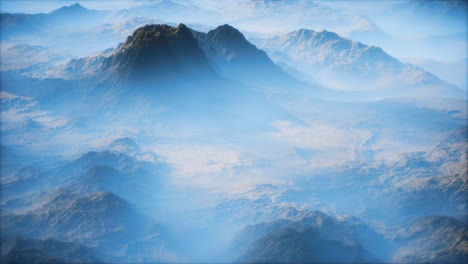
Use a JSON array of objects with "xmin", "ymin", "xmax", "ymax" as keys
[{"xmin": 102, "ymin": 23, "xmax": 213, "ymax": 85}]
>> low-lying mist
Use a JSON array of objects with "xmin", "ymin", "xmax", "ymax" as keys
[{"xmin": 1, "ymin": 1, "xmax": 467, "ymax": 263}]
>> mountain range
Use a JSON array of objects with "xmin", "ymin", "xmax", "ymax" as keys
[
  {"xmin": 46, "ymin": 23, "xmax": 299, "ymax": 91},
  {"xmin": 254, "ymin": 28, "xmax": 465, "ymax": 98},
  {"xmin": 192, "ymin": 24, "xmax": 297, "ymax": 87},
  {"xmin": 102, "ymin": 23, "xmax": 214, "ymax": 86},
  {"xmin": 0, "ymin": 3, "xmax": 105, "ymax": 40},
  {"xmin": 0, "ymin": 2, "xmax": 466, "ymax": 263},
  {"xmin": 116, "ymin": 0, "xmax": 219, "ymax": 24},
  {"xmin": 3, "ymin": 17, "xmax": 461, "ymax": 100},
  {"xmin": 1, "ymin": 138, "xmax": 173, "ymax": 262},
  {"xmin": 231, "ymin": 212, "xmax": 467, "ymax": 263}
]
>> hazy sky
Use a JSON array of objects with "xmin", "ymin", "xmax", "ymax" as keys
[
  {"xmin": 1, "ymin": 0, "xmax": 466, "ymax": 62},
  {"xmin": 0, "ymin": 0, "xmax": 139, "ymax": 13}
]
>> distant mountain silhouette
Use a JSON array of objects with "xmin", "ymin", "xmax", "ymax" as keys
[
  {"xmin": 257, "ymin": 28, "xmax": 465, "ymax": 98},
  {"xmin": 0, "ymin": 3, "xmax": 105, "ymax": 39},
  {"xmin": 49, "ymin": 3, "xmax": 97, "ymax": 20},
  {"xmin": 117, "ymin": 0, "xmax": 219, "ymax": 23}
]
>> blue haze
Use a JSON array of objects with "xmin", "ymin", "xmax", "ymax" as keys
[{"xmin": 0, "ymin": 1, "xmax": 467, "ymax": 263}]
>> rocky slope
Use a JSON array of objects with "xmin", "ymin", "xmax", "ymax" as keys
[{"xmin": 255, "ymin": 29, "xmax": 464, "ymax": 98}]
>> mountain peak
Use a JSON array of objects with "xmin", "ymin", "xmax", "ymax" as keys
[
  {"xmin": 102, "ymin": 23, "xmax": 212, "ymax": 86},
  {"xmin": 71, "ymin": 2, "xmax": 83, "ymax": 8},
  {"xmin": 197, "ymin": 24, "xmax": 254, "ymax": 56},
  {"xmin": 176, "ymin": 22, "xmax": 189, "ymax": 31},
  {"xmin": 173, "ymin": 23, "xmax": 195, "ymax": 38},
  {"xmin": 50, "ymin": 2, "xmax": 91, "ymax": 16},
  {"xmin": 318, "ymin": 30, "xmax": 340, "ymax": 39},
  {"xmin": 192, "ymin": 23, "xmax": 295, "ymax": 86},
  {"xmin": 209, "ymin": 24, "xmax": 247, "ymax": 43},
  {"xmin": 218, "ymin": 24, "xmax": 239, "ymax": 31},
  {"xmin": 121, "ymin": 23, "xmax": 195, "ymax": 50},
  {"xmin": 53, "ymin": 2, "xmax": 84, "ymax": 11},
  {"xmin": 291, "ymin": 29, "xmax": 340, "ymax": 42}
]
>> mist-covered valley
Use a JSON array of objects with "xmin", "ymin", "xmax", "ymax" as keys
[{"xmin": 1, "ymin": 1, "xmax": 467, "ymax": 263}]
